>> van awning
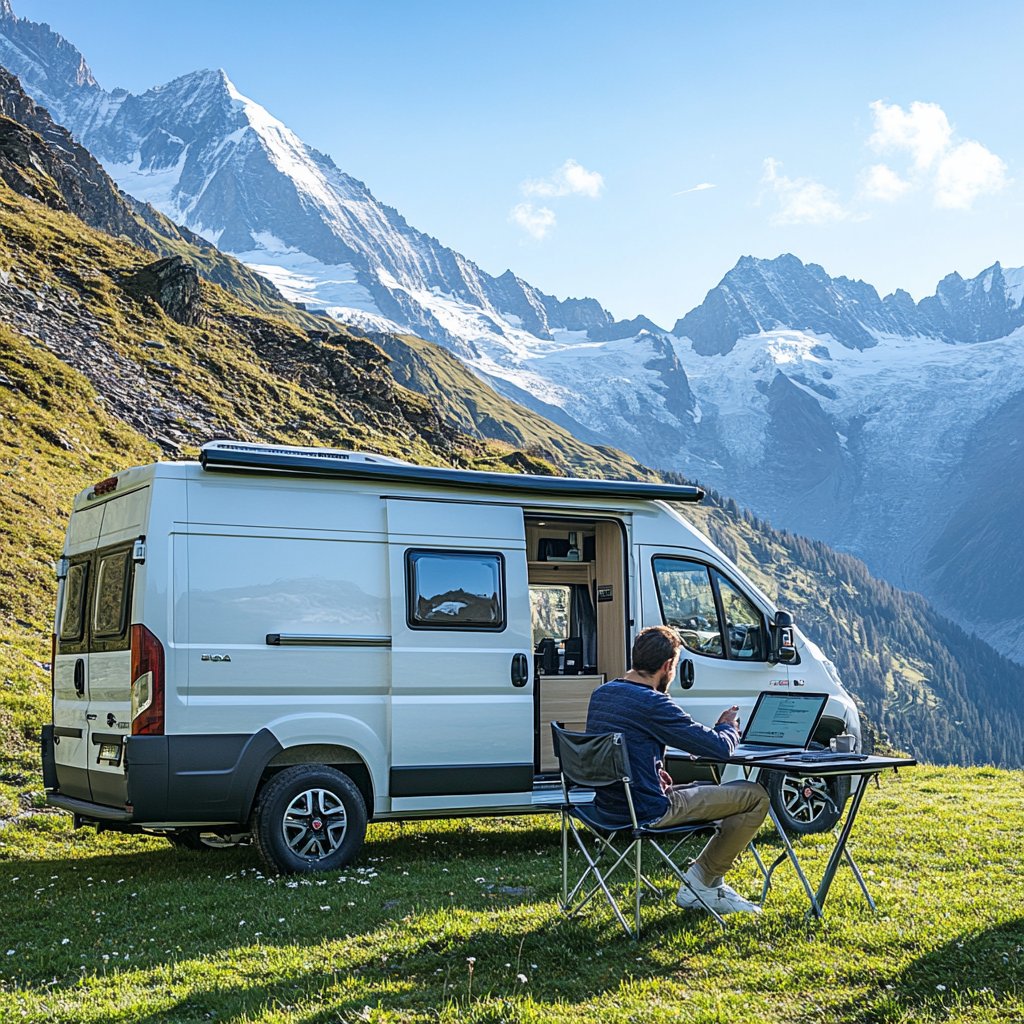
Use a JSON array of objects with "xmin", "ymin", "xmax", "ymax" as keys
[{"xmin": 198, "ymin": 441, "xmax": 704, "ymax": 503}]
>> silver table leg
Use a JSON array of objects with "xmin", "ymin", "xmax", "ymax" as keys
[
  {"xmin": 767, "ymin": 806, "xmax": 822, "ymax": 917},
  {"xmin": 810, "ymin": 773, "xmax": 874, "ymax": 917}
]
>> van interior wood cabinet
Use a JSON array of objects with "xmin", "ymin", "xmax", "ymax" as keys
[{"xmin": 538, "ymin": 673, "xmax": 605, "ymax": 772}]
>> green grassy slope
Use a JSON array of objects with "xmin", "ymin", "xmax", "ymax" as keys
[
  {"xmin": 0, "ymin": 766, "xmax": 1020, "ymax": 1023},
  {"xmin": 379, "ymin": 331, "xmax": 655, "ymax": 481},
  {"xmin": 672, "ymin": 482, "xmax": 1024, "ymax": 768},
  {"xmin": 0, "ymin": 173, "xmax": 582, "ymax": 816}
]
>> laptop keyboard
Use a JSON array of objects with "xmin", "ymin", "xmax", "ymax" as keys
[{"xmin": 783, "ymin": 751, "xmax": 868, "ymax": 763}]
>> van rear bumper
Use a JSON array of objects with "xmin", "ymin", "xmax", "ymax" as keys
[{"xmin": 46, "ymin": 792, "xmax": 133, "ymax": 821}]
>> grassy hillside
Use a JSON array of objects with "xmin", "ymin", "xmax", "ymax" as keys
[
  {"xmin": 672, "ymin": 482, "xmax": 1024, "ymax": 768},
  {"xmin": 0, "ymin": 766, "xmax": 1020, "ymax": 1023},
  {"xmin": 0, "ymin": 171, "xmax": 581, "ymax": 816}
]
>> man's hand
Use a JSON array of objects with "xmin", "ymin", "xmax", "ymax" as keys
[
  {"xmin": 658, "ymin": 767, "xmax": 673, "ymax": 792},
  {"xmin": 717, "ymin": 705, "xmax": 741, "ymax": 730}
]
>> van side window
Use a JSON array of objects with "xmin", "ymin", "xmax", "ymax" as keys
[
  {"xmin": 59, "ymin": 561, "xmax": 89, "ymax": 642},
  {"xmin": 652, "ymin": 557, "xmax": 723, "ymax": 658},
  {"xmin": 406, "ymin": 550, "xmax": 505, "ymax": 631},
  {"xmin": 93, "ymin": 549, "xmax": 132, "ymax": 638},
  {"xmin": 714, "ymin": 571, "xmax": 768, "ymax": 661}
]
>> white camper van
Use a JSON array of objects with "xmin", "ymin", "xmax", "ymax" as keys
[{"xmin": 43, "ymin": 440, "xmax": 861, "ymax": 873}]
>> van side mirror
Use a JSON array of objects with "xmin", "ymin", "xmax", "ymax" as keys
[{"xmin": 772, "ymin": 610, "xmax": 797, "ymax": 664}]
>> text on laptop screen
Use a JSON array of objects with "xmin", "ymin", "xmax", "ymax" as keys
[{"xmin": 743, "ymin": 694, "xmax": 825, "ymax": 747}]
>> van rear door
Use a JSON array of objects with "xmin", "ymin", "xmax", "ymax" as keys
[
  {"xmin": 386, "ymin": 499, "xmax": 534, "ymax": 809},
  {"xmin": 86, "ymin": 487, "xmax": 149, "ymax": 807},
  {"xmin": 53, "ymin": 504, "xmax": 105, "ymax": 801}
]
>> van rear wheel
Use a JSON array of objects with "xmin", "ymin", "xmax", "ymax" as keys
[{"xmin": 253, "ymin": 764, "xmax": 367, "ymax": 874}]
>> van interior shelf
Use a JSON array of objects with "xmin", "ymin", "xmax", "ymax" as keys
[{"xmin": 198, "ymin": 440, "xmax": 705, "ymax": 503}]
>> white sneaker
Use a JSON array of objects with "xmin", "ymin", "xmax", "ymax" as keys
[{"xmin": 675, "ymin": 866, "xmax": 761, "ymax": 916}]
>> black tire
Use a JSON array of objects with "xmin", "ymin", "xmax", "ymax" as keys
[
  {"xmin": 253, "ymin": 764, "xmax": 367, "ymax": 875},
  {"xmin": 765, "ymin": 770, "xmax": 850, "ymax": 835}
]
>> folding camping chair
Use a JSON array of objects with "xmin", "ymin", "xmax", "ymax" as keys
[{"xmin": 551, "ymin": 722, "xmax": 732, "ymax": 937}]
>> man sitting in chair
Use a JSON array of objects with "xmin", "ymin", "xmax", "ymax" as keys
[{"xmin": 586, "ymin": 625, "xmax": 768, "ymax": 915}]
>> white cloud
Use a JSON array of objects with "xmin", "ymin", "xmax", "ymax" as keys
[
  {"xmin": 859, "ymin": 163, "xmax": 912, "ymax": 202},
  {"xmin": 933, "ymin": 139, "xmax": 1009, "ymax": 210},
  {"xmin": 672, "ymin": 183, "xmax": 716, "ymax": 195},
  {"xmin": 761, "ymin": 158, "xmax": 847, "ymax": 225},
  {"xmin": 521, "ymin": 159, "xmax": 604, "ymax": 199},
  {"xmin": 509, "ymin": 202, "xmax": 556, "ymax": 240},
  {"xmin": 866, "ymin": 100, "xmax": 1009, "ymax": 209},
  {"xmin": 868, "ymin": 100, "xmax": 952, "ymax": 171}
]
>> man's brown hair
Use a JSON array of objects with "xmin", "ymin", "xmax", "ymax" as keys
[{"xmin": 631, "ymin": 625, "xmax": 683, "ymax": 677}]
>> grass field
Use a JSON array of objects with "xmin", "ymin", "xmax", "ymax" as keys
[{"xmin": 0, "ymin": 766, "xmax": 1021, "ymax": 1023}]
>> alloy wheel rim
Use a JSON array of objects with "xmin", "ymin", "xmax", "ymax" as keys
[
  {"xmin": 282, "ymin": 788, "xmax": 348, "ymax": 859},
  {"xmin": 780, "ymin": 774, "xmax": 829, "ymax": 823}
]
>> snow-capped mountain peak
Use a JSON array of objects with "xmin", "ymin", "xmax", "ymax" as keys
[{"xmin": 2, "ymin": 2, "xmax": 1023, "ymax": 666}]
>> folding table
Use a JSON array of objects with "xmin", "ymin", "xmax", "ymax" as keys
[{"xmin": 689, "ymin": 753, "xmax": 916, "ymax": 918}]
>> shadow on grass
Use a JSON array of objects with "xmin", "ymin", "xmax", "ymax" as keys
[
  {"xmin": 8, "ymin": 899, "xmax": 730, "ymax": 1024},
  {"xmin": 836, "ymin": 918, "xmax": 1024, "ymax": 1022},
  {"xmin": 1, "ymin": 814, "xmax": 735, "ymax": 1016}
]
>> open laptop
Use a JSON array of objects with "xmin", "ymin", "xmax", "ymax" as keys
[{"xmin": 726, "ymin": 691, "xmax": 830, "ymax": 761}]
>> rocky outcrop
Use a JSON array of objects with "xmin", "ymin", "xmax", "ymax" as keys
[
  {"xmin": 0, "ymin": 64, "xmax": 153, "ymax": 247},
  {"xmin": 0, "ymin": 61, "xmax": 290, "ymax": 317},
  {"xmin": 122, "ymin": 256, "xmax": 203, "ymax": 326}
]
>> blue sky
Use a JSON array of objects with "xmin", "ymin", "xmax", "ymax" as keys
[{"xmin": 14, "ymin": 0, "xmax": 1024, "ymax": 325}]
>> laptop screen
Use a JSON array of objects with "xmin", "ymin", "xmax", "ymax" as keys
[{"xmin": 741, "ymin": 692, "xmax": 829, "ymax": 748}]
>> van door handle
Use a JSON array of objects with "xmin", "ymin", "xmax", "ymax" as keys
[
  {"xmin": 680, "ymin": 659, "xmax": 695, "ymax": 689},
  {"xmin": 510, "ymin": 653, "xmax": 529, "ymax": 687},
  {"xmin": 74, "ymin": 658, "xmax": 85, "ymax": 697},
  {"xmin": 86, "ymin": 714, "xmax": 97, "ymax": 720}
]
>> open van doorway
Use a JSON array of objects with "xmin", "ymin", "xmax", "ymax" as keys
[{"xmin": 525, "ymin": 516, "xmax": 629, "ymax": 773}]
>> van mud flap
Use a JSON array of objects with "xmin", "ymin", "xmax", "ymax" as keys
[{"xmin": 40, "ymin": 724, "xmax": 57, "ymax": 791}]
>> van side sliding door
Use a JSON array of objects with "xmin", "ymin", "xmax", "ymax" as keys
[{"xmin": 386, "ymin": 499, "xmax": 534, "ymax": 811}]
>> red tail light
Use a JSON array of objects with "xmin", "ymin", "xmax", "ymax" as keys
[{"xmin": 130, "ymin": 624, "xmax": 165, "ymax": 735}]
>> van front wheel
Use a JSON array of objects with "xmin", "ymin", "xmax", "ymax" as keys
[
  {"xmin": 253, "ymin": 764, "xmax": 367, "ymax": 874},
  {"xmin": 765, "ymin": 771, "xmax": 849, "ymax": 835}
]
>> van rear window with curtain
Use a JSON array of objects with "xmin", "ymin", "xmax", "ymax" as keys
[
  {"xmin": 406, "ymin": 550, "xmax": 505, "ymax": 630},
  {"xmin": 59, "ymin": 562, "xmax": 88, "ymax": 641},
  {"xmin": 93, "ymin": 549, "xmax": 131, "ymax": 637}
]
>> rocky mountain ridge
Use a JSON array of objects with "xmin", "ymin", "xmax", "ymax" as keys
[
  {"xmin": 3, "ymin": 0, "xmax": 1023, "ymax": 668},
  {"xmin": 674, "ymin": 252, "xmax": 1024, "ymax": 356}
]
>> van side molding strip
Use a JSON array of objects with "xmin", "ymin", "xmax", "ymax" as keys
[
  {"xmin": 390, "ymin": 763, "xmax": 535, "ymax": 797},
  {"xmin": 266, "ymin": 634, "xmax": 392, "ymax": 648}
]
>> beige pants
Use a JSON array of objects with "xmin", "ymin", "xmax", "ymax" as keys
[{"xmin": 654, "ymin": 780, "xmax": 769, "ymax": 884}]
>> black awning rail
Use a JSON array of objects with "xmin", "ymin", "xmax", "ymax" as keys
[{"xmin": 198, "ymin": 441, "xmax": 704, "ymax": 503}]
